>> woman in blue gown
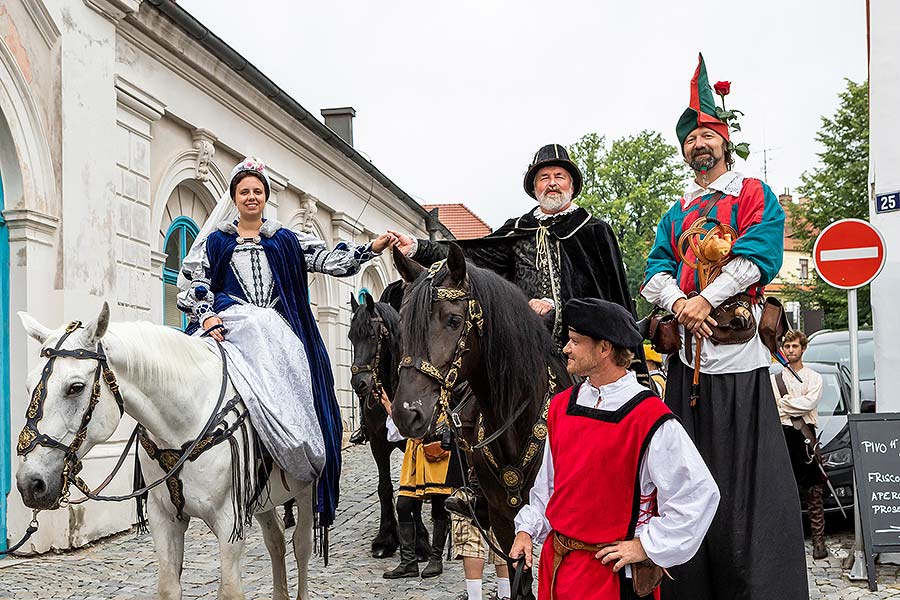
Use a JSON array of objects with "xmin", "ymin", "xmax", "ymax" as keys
[{"xmin": 178, "ymin": 157, "xmax": 396, "ymax": 532}]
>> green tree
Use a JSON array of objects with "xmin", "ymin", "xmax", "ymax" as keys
[
  {"xmin": 783, "ymin": 79, "xmax": 870, "ymax": 328},
  {"xmin": 569, "ymin": 131, "xmax": 689, "ymax": 313}
]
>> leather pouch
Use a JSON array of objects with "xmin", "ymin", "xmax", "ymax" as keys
[
  {"xmin": 647, "ymin": 310, "xmax": 682, "ymax": 355},
  {"xmin": 422, "ymin": 441, "xmax": 449, "ymax": 462},
  {"xmin": 709, "ymin": 293, "xmax": 757, "ymax": 345},
  {"xmin": 758, "ymin": 296, "xmax": 790, "ymax": 356},
  {"xmin": 632, "ymin": 560, "xmax": 665, "ymax": 597}
]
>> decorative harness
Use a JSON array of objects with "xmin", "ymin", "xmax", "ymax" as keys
[
  {"xmin": 17, "ymin": 321, "xmax": 125, "ymax": 508},
  {"xmin": 476, "ymin": 370, "xmax": 555, "ymax": 509},
  {"xmin": 350, "ymin": 314, "xmax": 390, "ymax": 410},
  {"xmin": 6, "ymin": 320, "xmax": 242, "ymax": 555},
  {"xmin": 136, "ymin": 394, "xmax": 247, "ymax": 521},
  {"xmin": 399, "ymin": 260, "xmax": 558, "ymax": 509},
  {"xmin": 398, "ymin": 260, "xmax": 484, "ymax": 425}
]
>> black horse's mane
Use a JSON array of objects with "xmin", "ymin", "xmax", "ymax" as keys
[{"xmin": 402, "ymin": 260, "xmax": 557, "ymax": 422}]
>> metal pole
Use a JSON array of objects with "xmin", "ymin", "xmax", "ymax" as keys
[{"xmin": 848, "ymin": 288, "xmax": 868, "ymax": 581}]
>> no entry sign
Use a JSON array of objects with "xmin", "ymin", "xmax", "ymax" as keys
[{"xmin": 813, "ymin": 219, "xmax": 887, "ymax": 289}]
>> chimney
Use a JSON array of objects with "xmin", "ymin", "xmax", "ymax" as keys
[
  {"xmin": 321, "ymin": 107, "xmax": 356, "ymax": 146},
  {"xmin": 778, "ymin": 189, "xmax": 793, "ymax": 206}
]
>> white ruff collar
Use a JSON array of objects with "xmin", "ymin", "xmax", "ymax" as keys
[
  {"xmin": 532, "ymin": 202, "xmax": 580, "ymax": 221},
  {"xmin": 217, "ymin": 219, "xmax": 283, "ymax": 238}
]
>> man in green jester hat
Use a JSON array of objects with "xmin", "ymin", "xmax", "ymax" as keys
[{"xmin": 642, "ymin": 54, "xmax": 808, "ymax": 599}]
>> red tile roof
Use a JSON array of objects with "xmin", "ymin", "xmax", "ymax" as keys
[{"xmin": 421, "ymin": 203, "xmax": 492, "ymax": 240}]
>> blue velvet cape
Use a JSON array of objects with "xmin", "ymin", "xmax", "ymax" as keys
[{"xmin": 205, "ymin": 227, "xmax": 342, "ymax": 527}]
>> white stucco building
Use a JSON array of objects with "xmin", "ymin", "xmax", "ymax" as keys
[
  {"xmin": 0, "ymin": 0, "xmax": 448, "ymax": 553},
  {"xmin": 869, "ymin": 0, "xmax": 900, "ymax": 414}
]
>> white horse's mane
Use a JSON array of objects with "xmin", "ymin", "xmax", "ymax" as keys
[{"xmin": 104, "ymin": 321, "xmax": 218, "ymax": 392}]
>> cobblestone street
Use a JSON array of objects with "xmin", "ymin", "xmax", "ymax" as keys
[{"xmin": 0, "ymin": 445, "xmax": 898, "ymax": 599}]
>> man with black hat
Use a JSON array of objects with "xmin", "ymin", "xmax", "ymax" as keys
[
  {"xmin": 642, "ymin": 53, "xmax": 807, "ymax": 599},
  {"xmin": 509, "ymin": 298, "xmax": 719, "ymax": 600},
  {"xmin": 391, "ymin": 143, "xmax": 640, "ymax": 360}
]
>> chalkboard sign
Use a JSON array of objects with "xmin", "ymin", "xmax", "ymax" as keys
[{"xmin": 848, "ymin": 413, "xmax": 900, "ymax": 591}]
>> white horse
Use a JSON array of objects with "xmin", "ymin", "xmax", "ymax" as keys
[{"xmin": 15, "ymin": 302, "xmax": 315, "ymax": 600}]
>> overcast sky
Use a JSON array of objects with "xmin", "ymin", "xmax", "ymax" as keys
[{"xmin": 181, "ymin": 0, "xmax": 868, "ymax": 228}]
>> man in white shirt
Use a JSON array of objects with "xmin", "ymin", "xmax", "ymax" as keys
[
  {"xmin": 509, "ymin": 298, "xmax": 719, "ymax": 600},
  {"xmin": 641, "ymin": 54, "xmax": 808, "ymax": 598},
  {"xmin": 772, "ymin": 330, "xmax": 827, "ymax": 559}
]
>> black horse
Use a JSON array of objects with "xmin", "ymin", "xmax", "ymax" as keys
[
  {"xmin": 348, "ymin": 290, "xmax": 429, "ymax": 560},
  {"xmin": 390, "ymin": 244, "xmax": 570, "ymax": 600}
]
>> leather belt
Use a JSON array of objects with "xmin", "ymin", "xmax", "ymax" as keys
[{"xmin": 549, "ymin": 532, "xmax": 615, "ymax": 600}]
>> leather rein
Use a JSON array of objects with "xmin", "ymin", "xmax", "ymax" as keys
[
  {"xmin": 350, "ymin": 315, "xmax": 389, "ymax": 410},
  {"xmin": 398, "ymin": 260, "xmax": 484, "ymax": 433}
]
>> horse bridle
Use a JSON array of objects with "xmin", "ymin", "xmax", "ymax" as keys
[
  {"xmin": 398, "ymin": 260, "xmax": 484, "ymax": 431},
  {"xmin": 17, "ymin": 321, "xmax": 125, "ymax": 509},
  {"xmin": 350, "ymin": 315, "xmax": 389, "ymax": 409},
  {"xmin": 3, "ymin": 320, "xmax": 233, "ymax": 556}
]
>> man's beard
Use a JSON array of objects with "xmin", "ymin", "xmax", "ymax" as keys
[
  {"xmin": 689, "ymin": 150, "xmax": 720, "ymax": 174},
  {"xmin": 536, "ymin": 188, "xmax": 574, "ymax": 213}
]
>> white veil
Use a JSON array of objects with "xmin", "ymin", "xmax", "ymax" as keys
[{"xmin": 177, "ymin": 157, "xmax": 271, "ymax": 290}]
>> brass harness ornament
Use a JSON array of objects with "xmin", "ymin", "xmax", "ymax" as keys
[
  {"xmin": 350, "ymin": 315, "xmax": 390, "ymax": 410},
  {"xmin": 400, "ymin": 260, "xmax": 557, "ymax": 508},
  {"xmin": 17, "ymin": 321, "xmax": 125, "ymax": 508}
]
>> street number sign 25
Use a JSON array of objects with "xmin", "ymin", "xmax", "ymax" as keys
[{"xmin": 876, "ymin": 191, "xmax": 900, "ymax": 214}]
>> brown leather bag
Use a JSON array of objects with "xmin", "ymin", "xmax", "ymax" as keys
[
  {"xmin": 632, "ymin": 559, "xmax": 666, "ymax": 597},
  {"xmin": 648, "ymin": 310, "xmax": 682, "ymax": 355},
  {"xmin": 709, "ymin": 293, "xmax": 757, "ymax": 345},
  {"xmin": 422, "ymin": 441, "xmax": 449, "ymax": 462},
  {"xmin": 758, "ymin": 296, "xmax": 790, "ymax": 357}
]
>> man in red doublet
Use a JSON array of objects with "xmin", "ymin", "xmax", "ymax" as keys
[{"xmin": 510, "ymin": 298, "xmax": 719, "ymax": 600}]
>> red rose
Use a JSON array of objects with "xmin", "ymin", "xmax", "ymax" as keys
[{"xmin": 714, "ymin": 81, "xmax": 731, "ymax": 96}]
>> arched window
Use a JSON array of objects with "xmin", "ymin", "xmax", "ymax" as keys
[{"xmin": 162, "ymin": 216, "xmax": 200, "ymax": 329}]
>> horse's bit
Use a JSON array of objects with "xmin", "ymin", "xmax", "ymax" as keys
[
  {"xmin": 398, "ymin": 260, "xmax": 484, "ymax": 429},
  {"xmin": 17, "ymin": 321, "xmax": 125, "ymax": 508}
]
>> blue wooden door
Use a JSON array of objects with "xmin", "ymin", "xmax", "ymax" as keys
[{"xmin": 0, "ymin": 172, "xmax": 9, "ymax": 553}]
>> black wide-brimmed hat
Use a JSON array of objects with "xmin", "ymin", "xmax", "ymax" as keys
[{"xmin": 523, "ymin": 143, "xmax": 584, "ymax": 200}]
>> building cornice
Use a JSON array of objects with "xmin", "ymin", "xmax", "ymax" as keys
[
  {"xmin": 115, "ymin": 75, "xmax": 165, "ymax": 124},
  {"xmin": 84, "ymin": 0, "xmax": 141, "ymax": 23},
  {"xmin": 3, "ymin": 208, "xmax": 59, "ymax": 246},
  {"xmin": 23, "ymin": 0, "xmax": 61, "ymax": 48},
  {"xmin": 128, "ymin": 1, "xmax": 451, "ymax": 239}
]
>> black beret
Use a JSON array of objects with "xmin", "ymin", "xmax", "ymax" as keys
[{"xmin": 563, "ymin": 298, "xmax": 642, "ymax": 348}]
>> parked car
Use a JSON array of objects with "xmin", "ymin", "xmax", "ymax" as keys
[
  {"xmin": 769, "ymin": 361, "xmax": 855, "ymax": 515},
  {"xmin": 804, "ymin": 329, "xmax": 875, "ymax": 411}
]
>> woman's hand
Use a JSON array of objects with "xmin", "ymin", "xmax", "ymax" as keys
[
  {"xmin": 387, "ymin": 230, "xmax": 416, "ymax": 256},
  {"xmin": 380, "ymin": 389, "xmax": 392, "ymax": 416},
  {"xmin": 203, "ymin": 316, "xmax": 225, "ymax": 342},
  {"xmin": 371, "ymin": 232, "xmax": 399, "ymax": 254}
]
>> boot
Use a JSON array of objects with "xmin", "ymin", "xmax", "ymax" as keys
[
  {"xmin": 349, "ymin": 423, "xmax": 369, "ymax": 445},
  {"xmin": 282, "ymin": 500, "xmax": 295, "ymax": 529},
  {"xmin": 421, "ymin": 519, "xmax": 449, "ymax": 578},
  {"xmin": 383, "ymin": 522, "xmax": 419, "ymax": 578},
  {"xmin": 807, "ymin": 485, "xmax": 828, "ymax": 559}
]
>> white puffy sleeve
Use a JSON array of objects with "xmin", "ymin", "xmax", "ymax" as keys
[
  {"xmin": 639, "ymin": 419, "xmax": 720, "ymax": 568},
  {"xmin": 176, "ymin": 237, "xmax": 217, "ymax": 325},
  {"xmin": 295, "ymin": 231, "xmax": 377, "ymax": 277}
]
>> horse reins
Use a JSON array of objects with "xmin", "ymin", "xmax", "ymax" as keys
[
  {"xmin": 4, "ymin": 322, "xmax": 233, "ymax": 556},
  {"xmin": 398, "ymin": 260, "xmax": 484, "ymax": 432},
  {"xmin": 398, "ymin": 260, "xmax": 554, "ymax": 598},
  {"xmin": 16, "ymin": 321, "xmax": 126, "ymax": 509},
  {"xmin": 350, "ymin": 315, "xmax": 389, "ymax": 410}
]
